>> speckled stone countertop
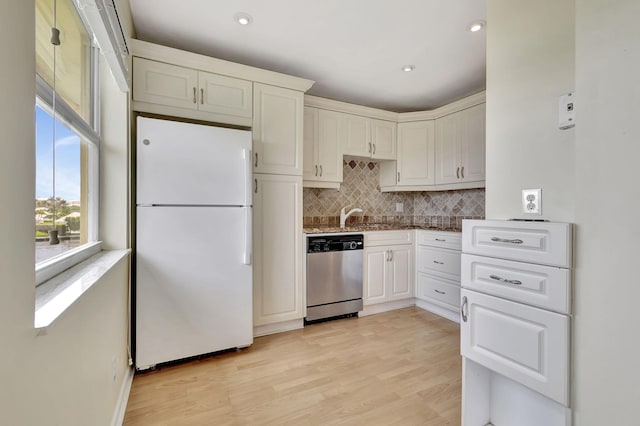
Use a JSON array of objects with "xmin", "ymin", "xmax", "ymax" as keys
[{"xmin": 303, "ymin": 224, "xmax": 462, "ymax": 234}]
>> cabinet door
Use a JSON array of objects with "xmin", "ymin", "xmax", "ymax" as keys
[
  {"xmin": 132, "ymin": 57, "xmax": 198, "ymax": 110},
  {"xmin": 460, "ymin": 289, "xmax": 570, "ymax": 406},
  {"xmin": 198, "ymin": 71, "xmax": 252, "ymax": 118},
  {"xmin": 303, "ymin": 106, "xmax": 318, "ymax": 181},
  {"xmin": 397, "ymin": 121, "xmax": 435, "ymax": 185},
  {"xmin": 435, "ymin": 112, "xmax": 460, "ymax": 184},
  {"xmin": 317, "ymin": 109, "xmax": 344, "ymax": 182},
  {"xmin": 343, "ymin": 113, "xmax": 371, "ymax": 157},
  {"xmin": 253, "ymin": 83, "xmax": 303, "ymax": 175},
  {"xmin": 371, "ymin": 119, "xmax": 396, "ymax": 160},
  {"xmin": 364, "ymin": 246, "xmax": 388, "ymax": 305},
  {"xmin": 253, "ymin": 174, "xmax": 303, "ymax": 326},
  {"xmin": 460, "ymin": 103, "xmax": 485, "ymax": 182},
  {"xmin": 388, "ymin": 245, "xmax": 413, "ymax": 300}
]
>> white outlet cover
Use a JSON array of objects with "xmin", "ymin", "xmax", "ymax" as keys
[
  {"xmin": 395, "ymin": 202, "xmax": 404, "ymax": 213},
  {"xmin": 522, "ymin": 188, "xmax": 542, "ymax": 215}
]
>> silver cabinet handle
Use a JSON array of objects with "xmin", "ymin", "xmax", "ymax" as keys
[
  {"xmin": 397, "ymin": 172, "xmax": 400, "ymax": 183},
  {"xmin": 433, "ymin": 260, "xmax": 444, "ymax": 265},
  {"xmin": 389, "ymin": 250, "xmax": 393, "ymax": 262},
  {"xmin": 491, "ymin": 237, "xmax": 524, "ymax": 244},
  {"xmin": 315, "ymin": 165, "xmax": 318, "ymax": 176},
  {"xmin": 435, "ymin": 238, "xmax": 446, "ymax": 242},
  {"xmin": 200, "ymin": 88, "xmax": 204, "ymax": 104},
  {"xmin": 385, "ymin": 250, "xmax": 389, "ymax": 262},
  {"xmin": 373, "ymin": 144, "xmax": 376, "ymax": 154},
  {"xmin": 369, "ymin": 142, "xmax": 372, "ymax": 153},
  {"xmin": 320, "ymin": 165, "xmax": 323, "ymax": 176},
  {"xmin": 255, "ymin": 153, "xmax": 258, "ymax": 168},
  {"xmin": 435, "ymin": 289, "xmax": 446, "ymax": 295},
  {"xmin": 254, "ymin": 178, "xmax": 258, "ymax": 194},
  {"xmin": 193, "ymin": 87, "xmax": 197, "ymax": 104},
  {"xmin": 456, "ymin": 167, "xmax": 460, "ymax": 179},
  {"xmin": 461, "ymin": 166, "xmax": 464, "ymax": 179},
  {"xmin": 490, "ymin": 274, "xmax": 523, "ymax": 286},
  {"xmin": 461, "ymin": 296, "xmax": 468, "ymax": 322}
]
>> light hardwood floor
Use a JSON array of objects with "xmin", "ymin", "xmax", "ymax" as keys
[{"xmin": 123, "ymin": 307, "xmax": 461, "ymax": 425}]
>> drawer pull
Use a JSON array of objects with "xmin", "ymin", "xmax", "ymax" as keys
[
  {"xmin": 491, "ymin": 237, "xmax": 524, "ymax": 244},
  {"xmin": 433, "ymin": 260, "xmax": 444, "ymax": 265},
  {"xmin": 435, "ymin": 238, "xmax": 446, "ymax": 242},
  {"xmin": 490, "ymin": 274, "xmax": 523, "ymax": 286},
  {"xmin": 461, "ymin": 296, "xmax": 468, "ymax": 322},
  {"xmin": 434, "ymin": 289, "xmax": 446, "ymax": 295}
]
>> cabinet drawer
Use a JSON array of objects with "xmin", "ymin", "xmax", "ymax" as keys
[
  {"xmin": 365, "ymin": 230, "xmax": 413, "ymax": 246},
  {"xmin": 461, "ymin": 289, "xmax": 570, "ymax": 406},
  {"xmin": 462, "ymin": 254, "xmax": 571, "ymax": 314},
  {"xmin": 462, "ymin": 220, "xmax": 572, "ymax": 268},
  {"xmin": 418, "ymin": 246, "xmax": 461, "ymax": 279},
  {"xmin": 417, "ymin": 230, "xmax": 462, "ymax": 250},
  {"xmin": 417, "ymin": 273, "xmax": 460, "ymax": 309}
]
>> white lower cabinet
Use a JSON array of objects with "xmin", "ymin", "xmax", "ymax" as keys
[
  {"xmin": 461, "ymin": 220, "xmax": 573, "ymax": 426},
  {"xmin": 253, "ymin": 174, "xmax": 303, "ymax": 328},
  {"xmin": 460, "ymin": 289, "xmax": 570, "ymax": 406},
  {"xmin": 415, "ymin": 231, "xmax": 462, "ymax": 321},
  {"xmin": 364, "ymin": 244, "xmax": 413, "ymax": 305},
  {"xmin": 363, "ymin": 232, "xmax": 413, "ymax": 308}
]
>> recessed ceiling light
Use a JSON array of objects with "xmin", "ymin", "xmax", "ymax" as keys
[
  {"xmin": 469, "ymin": 20, "xmax": 485, "ymax": 32},
  {"xmin": 402, "ymin": 65, "xmax": 415, "ymax": 72},
  {"xmin": 234, "ymin": 13, "xmax": 253, "ymax": 26}
]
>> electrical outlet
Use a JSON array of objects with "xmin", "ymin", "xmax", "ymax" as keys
[
  {"xmin": 522, "ymin": 189, "xmax": 542, "ymax": 215},
  {"xmin": 395, "ymin": 203, "xmax": 403, "ymax": 213}
]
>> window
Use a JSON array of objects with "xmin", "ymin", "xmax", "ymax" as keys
[{"xmin": 35, "ymin": 0, "xmax": 101, "ymax": 284}]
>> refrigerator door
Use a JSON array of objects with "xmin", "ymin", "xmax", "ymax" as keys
[
  {"xmin": 135, "ymin": 206, "xmax": 253, "ymax": 369},
  {"xmin": 137, "ymin": 117, "xmax": 252, "ymax": 206}
]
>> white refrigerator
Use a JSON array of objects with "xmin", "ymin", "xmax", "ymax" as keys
[{"xmin": 135, "ymin": 116, "xmax": 253, "ymax": 370}]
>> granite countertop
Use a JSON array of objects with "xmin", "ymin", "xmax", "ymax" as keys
[{"xmin": 303, "ymin": 224, "xmax": 462, "ymax": 234}]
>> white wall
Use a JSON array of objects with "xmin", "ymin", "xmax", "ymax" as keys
[
  {"xmin": 0, "ymin": 1, "xmax": 132, "ymax": 424},
  {"xmin": 487, "ymin": 0, "xmax": 640, "ymax": 424},
  {"xmin": 573, "ymin": 0, "xmax": 640, "ymax": 424},
  {"xmin": 486, "ymin": 0, "xmax": 576, "ymax": 221}
]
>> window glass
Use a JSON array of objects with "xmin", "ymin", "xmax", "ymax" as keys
[
  {"xmin": 35, "ymin": 106, "xmax": 89, "ymax": 264},
  {"xmin": 35, "ymin": 0, "xmax": 92, "ymax": 123},
  {"xmin": 35, "ymin": 0, "xmax": 97, "ymax": 271}
]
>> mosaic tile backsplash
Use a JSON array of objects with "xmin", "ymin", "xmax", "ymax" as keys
[{"xmin": 303, "ymin": 160, "xmax": 485, "ymax": 228}]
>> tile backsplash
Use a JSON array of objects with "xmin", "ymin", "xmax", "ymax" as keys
[{"xmin": 303, "ymin": 160, "xmax": 485, "ymax": 228}]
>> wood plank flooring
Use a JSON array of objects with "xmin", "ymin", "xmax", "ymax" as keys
[{"xmin": 123, "ymin": 307, "xmax": 461, "ymax": 425}]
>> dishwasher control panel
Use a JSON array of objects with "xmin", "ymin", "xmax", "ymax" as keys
[{"xmin": 307, "ymin": 234, "xmax": 364, "ymax": 253}]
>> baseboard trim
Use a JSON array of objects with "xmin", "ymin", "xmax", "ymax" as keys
[
  {"xmin": 415, "ymin": 299, "xmax": 460, "ymax": 323},
  {"xmin": 111, "ymin": 366, "xmax": 134, "ymax": 426},
  {"xmin": 360, "ymin": 299, "xmax": 416, "ymax": 317},
  {"xmin": 254, "ymin": 319, "xmax": 304, "ymax": 337}
]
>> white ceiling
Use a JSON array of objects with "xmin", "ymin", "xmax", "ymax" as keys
[{"xmin": 128, "ymin": 0, "xmax": 486, "ymax": 112}]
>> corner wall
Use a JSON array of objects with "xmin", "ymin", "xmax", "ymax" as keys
[
  {"xmin": 573, "ymin": 0, "xmax": 640, "ymax": 423},
  {"xmin": 485, "ymin": 0, "xmax": 576, "ymax": 221},
  {"xmin": 0, "ymin": 1, "xmax": 132, "ymax": 424}
]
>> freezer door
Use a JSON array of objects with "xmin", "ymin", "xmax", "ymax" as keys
[
  {"xmin": 137, "ymin": 117, "xmax": 252, "ymax": 206},
  {"xmin": 135, "ymin": 206, "xmax": 253, "ymax": 369}
]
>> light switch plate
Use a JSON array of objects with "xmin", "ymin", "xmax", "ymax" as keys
[
  {"xmin": 395, "ymin": 202, "xmax": 404, "ymax": 213},
  {"xmin": 522, "ymin": 189, "xmax": 542, "ymax": 215}
]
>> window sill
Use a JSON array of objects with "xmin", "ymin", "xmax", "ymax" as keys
[{"xmin": 34, "ymin": 249, "xmax": 130, "ymax": 333}]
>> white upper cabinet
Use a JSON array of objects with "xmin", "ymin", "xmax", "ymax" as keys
[
  {"xmin": 253, "ymin": 83, "xmax": 304, "ymax": 176},
  {"xmin": 133, "ymin": 57, "xmax": 253, "ymax": 126},
  {"xmin": 303, "ymin": 107, "xmax": 343, "ymax": 187},
  {"xmin": 435, "ymin": 103, "xmax": 486, "ymax": 185},
  {"xmin": 343, "ymin": 113, "xmax": 396, "ymax": 160},
  {"xmin": 396, "ymin": 121, "xmax": 435, "ymax": 185}
]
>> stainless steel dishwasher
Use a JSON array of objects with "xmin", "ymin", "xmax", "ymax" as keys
[{"xmin": 306, "ymin": 234, "xmax": 364, "ymax": 322}]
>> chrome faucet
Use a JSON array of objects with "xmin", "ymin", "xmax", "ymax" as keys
[{"xmin": 340, "ymin": 206, "xmax": 363, "ymax": 228}]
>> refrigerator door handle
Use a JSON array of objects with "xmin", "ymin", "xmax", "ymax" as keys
[
  {"xmin": 242, "ymin": 206, "xmax": 252, "ymax": 265},
  {"xmin": 243, "ymin": 149, "xmax": 252, "ymax": 206}
]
